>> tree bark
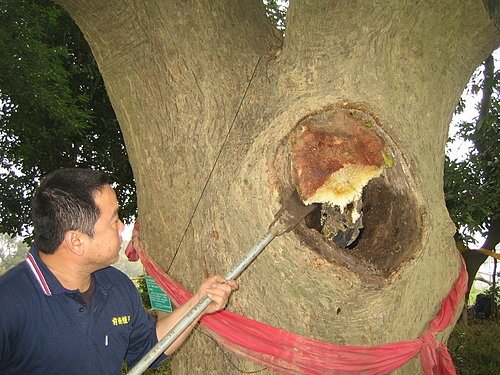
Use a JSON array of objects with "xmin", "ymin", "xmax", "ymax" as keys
[{"xmin": 55, "ymin": 1, "xmax": 500, "ymax": 373}]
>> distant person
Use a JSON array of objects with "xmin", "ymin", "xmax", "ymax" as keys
[{"xmin": 0, "ymin": 168, "xmax": 237, "ymax": 374}]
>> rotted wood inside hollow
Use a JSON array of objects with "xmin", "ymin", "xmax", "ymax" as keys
[
  {"xmin": 300, "ymin": 175, "xmax": 422, "ymax": 279},
  {"xmin": 287, "ymin": 107, "xmax": 421, "ymax": 279},
  {"xmin": 291, "ymin": 110, "xmax": 385, "ymax": 207}
]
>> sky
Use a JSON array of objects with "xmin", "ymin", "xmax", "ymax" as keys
[{"xmin": 448, "ymin": 48, "xmax": 499, "ymax": 161}]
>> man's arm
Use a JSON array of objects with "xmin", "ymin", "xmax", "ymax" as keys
[
  {"xmin": 128, "ymin": 224, "xmax": 237, "ymax": 356},
  {"xmin": 155, "ymin": 275, "xmax": 237, "ymax": 355}
]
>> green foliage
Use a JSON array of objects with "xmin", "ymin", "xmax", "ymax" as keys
[
  {"xmin": 135, "ymin": 276, "xmax": 152, "ymax": 310},
  {"xmin": 483, "ymin": 283, "xmax": 500, "ymax": 306},
  {"xmin": 449, "ymin": 319, "xmax": 500, "ymax": 375},
  {"xmin": 468, "ymin": 285, "xmax": 488, "ymax": 307},
  {"xmin": 264, "ymin": 0, "xmax": 288, "ymax": 34},
  {"xmin": 0, "ymin": 0, "xmax": 136, "ymax": 238},
  {"xmin": 444, "ymin": 153, "xmax": 492, "ymax": 241},
  {"xmin": 445, "ymin": 57, "xmax": 499, "ymax": 244}
]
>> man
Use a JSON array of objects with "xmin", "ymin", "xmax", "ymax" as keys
[{"xmin": 0, "ymin": 168, "xmax": 237, "ymax": 374}]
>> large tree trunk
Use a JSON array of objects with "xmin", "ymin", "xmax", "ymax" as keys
[{"xmin": 56, "ymin": 1, "xmax": 499, "ymax": 373}]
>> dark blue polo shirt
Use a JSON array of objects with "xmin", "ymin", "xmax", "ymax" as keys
[{"xmin": 0, "ymin": 246, "xmax": 167, "ymax": 374}]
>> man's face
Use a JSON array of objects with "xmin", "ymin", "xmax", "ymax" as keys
[{"xmin": 84, "ymin": 184, "xmax": 125, "ymax": 269}]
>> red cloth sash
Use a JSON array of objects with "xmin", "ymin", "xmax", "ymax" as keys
[{"xmin": 126, "ymin": 221, "xmax": 466, "ymax": 374}]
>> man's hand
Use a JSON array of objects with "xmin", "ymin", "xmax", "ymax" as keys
[{"xmin": 194, "ymin": 275, "xmax": 238, "ymax": 314}]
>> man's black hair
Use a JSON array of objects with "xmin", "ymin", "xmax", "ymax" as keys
[{"xmin": 31, "ymin": 168, "xmax": 112, "ymax": 254}]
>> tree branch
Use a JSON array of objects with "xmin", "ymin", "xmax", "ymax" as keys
[
  {"xmin": 475, "ymin": 276, "xmax": 492, "ymax": 285},
  {"xmin": 474, "ymin": 55, "xmax": 494, "ymax": 155},
  {"xmin": 483, "ymin": 0, "xmax": 500, "ymax": 31},
  {"xmin": 483, "ymin": 217, "xmax": 500, "ymax": 250}
]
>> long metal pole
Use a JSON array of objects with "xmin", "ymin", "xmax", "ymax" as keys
[
  {"xmin": 126, "ymin": 230, "xmax": 276, "ymax": 375},
  {"xmin": 127, "ymin": 191, "xmax": 317, "ymax": 375}
]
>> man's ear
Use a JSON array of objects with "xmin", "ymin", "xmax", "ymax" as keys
[{"xmin": 64, "ymin": 230, "xmax": 84, "ymax": 256}]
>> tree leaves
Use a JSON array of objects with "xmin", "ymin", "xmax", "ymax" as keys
[
  {"xmin": 264, "ymin": 0, "xmax": 288, "ymax": 34},
  {"xmin": 445, "ymin": 55, "xmax": 499, "ymax": 245},
  {"xmin": 0, "ymin": 0, "xmax": 135, "ymax": 237}
]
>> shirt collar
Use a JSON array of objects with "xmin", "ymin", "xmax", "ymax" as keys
[{"xmin": 26, "ymin": 245, "xmax": 114, "ymax": 296}]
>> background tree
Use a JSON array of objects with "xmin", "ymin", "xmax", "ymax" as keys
[
  {"xmin": 445, "ymin": 54, "xmax": 500, "ymax": 301},
  {"xmin": 0, "ymin": 0, "xmax": 135, "ymax": 237}
]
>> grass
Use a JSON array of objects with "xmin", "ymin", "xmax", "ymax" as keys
[
  {"xmin": 122, "ymin": 360, "xmax": 171, "ymax": 375},
  {"xmin": 468, "ymin": 286, "xmax": 486, "ymax": 306},
  {"xmin": 142, "ymin": 361, "xmax": 172, "ymax": 375},
  {"xmin": 448, "ymin": 317, "xmax": 500, "ymax": 375}
]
